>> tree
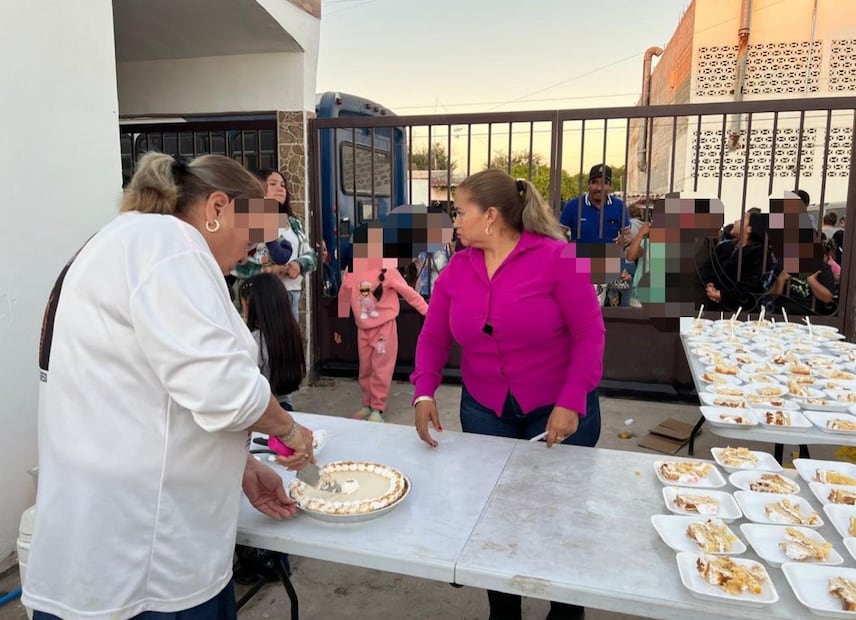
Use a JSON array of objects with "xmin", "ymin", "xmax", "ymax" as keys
[
  {"xmin": 486, "ymin": 152, "xmax": 626, "ymax": 203},
  {"xmin": 411, "ymin": 142, "xmax": 456, "ymax": 172},
  {"xmin": 485, "ymin": 151, "xmax": 577, "ymax": 203}
]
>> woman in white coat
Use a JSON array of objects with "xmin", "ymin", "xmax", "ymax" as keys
[{"xmin": 24, "ymin": 153, "xmax": 315, "ymax": 620}]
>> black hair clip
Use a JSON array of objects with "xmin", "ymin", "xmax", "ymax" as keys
[
  {"xmin": 516, "ymin": 179, "xmax": 526, "ymax": 193},
  {"xmin": 171, "ymin": 155, "xmax": 191, "ymax": 178}
]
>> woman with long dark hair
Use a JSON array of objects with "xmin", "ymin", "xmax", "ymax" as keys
[
  {"xmin": 256, "ymin": 169, "xmax": 317, "ymax": 321},
  {"xmin": 697, "ymin": 211, "xmax": 776, "ymax": 313},
  {"xmin": 239, "ymin": 273, "xmax": 306, "ymax": 410}
]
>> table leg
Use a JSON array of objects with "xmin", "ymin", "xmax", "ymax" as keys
[
  {"xmin": 688, "ymin": 415, "xmax": 705, "ymax": 456},
  {"xmin": 774, "ymin": 444, "xmax": 784, "ymax": 464},
  {"xmin": 274, "ymin": 554, "xmax": 299, "ymax": 620},
  {"xmin": 799, "ymin": 444, "xmax": 811, "ymax": 459},
  {"xmin": 236, "ymin": 577, "xmax": 266, "ymax": 611}
]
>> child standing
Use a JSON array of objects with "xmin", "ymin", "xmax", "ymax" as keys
[
  {"xmin": 339, "ymin": 225, "xmax": 428, "ymax": 422},
  {"xmin": 239, "ymin": 273, "xmax": 306, "ymax": 410}
]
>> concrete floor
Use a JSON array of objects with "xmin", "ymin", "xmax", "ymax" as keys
[{"xmin": 1, "ymin": 378, "xmax": 848, "ymax": 620}]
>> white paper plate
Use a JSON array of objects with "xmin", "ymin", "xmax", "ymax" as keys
[
  {"xmin": 651, "ymin": 515, "xmax": 746, "ymax": 555},
  {"xmin": 803, "ymin": 410, "xmax": 856, "ymax": 434},
  {"xmin": 742, "ymin": 383, "xmax": 789, "ymax": 398},
  {"xmin": 842, "ymin": 538, "xmax": 856, "ymax": 563},
  {"xmin": 817, "ymin": 380, "xmax": 856, "ymax": 393},
  {"xmin": 804, "ymin": 354, "xmax": 842, "ymax": 368},
  {"xmin": 824, "ymin": 342, "xmax": 856, "ymax": 353},
  {"xmin": 729, "ymin": 352, "xmax": 764, "ymax": 366},
  {"xmin": 829, "ymin": 390, "xmax": 856, "ymax": 407},
  {"xmin": 810, "ymin": 482, "xmax": 856, "ymax": 507},
  {"xmin": 704, "ymin": 383, "xmax": 750, "ymax": 396},
  {"xmin": 821, "ymin": 370, "xmax": 856, "ymax": 382},
  {"xmin": 794, "ymin": 459, "xmax": 856, "ymax": 486},
  {"xmin": 728, "ymin": 470, "xmax": 801, "ymax": 495},
  {"xmin": 784, "ymin": 363, "xmax": 816, "ymax": 378},
  {"xmin": 744, "ymin": 395, "xmax": 801, "ymax": 411},
  {"xmin": 682, "ymin": 318, "xmax": 714, "ymax": 333},
  {"xmin": 824, "ymin": 504, "xmax": 856, "ymax": 539},
  {"xmin": 711, "ymin": 447, "xmax": 784, "ymax": 473},
  {"xmin": 699, "ymin": 406, "xmax": 758, "ymax": 428},
  {"xmin": 653, "ymin": 459, "xmax": 726, "ymax": 488},
  {"xmin": 734, "ymin": 491, "xmax": 823, "ymax": 527},
  {"xmin": 739, "ymin": 523, "xmax": 843, "ymax": 568},
  {"xmin": 754, "ymin": 408, "xmax": 813, "ymax": 431},
  {"xmin": 698, "ymin": 393, "xmax": 749, "ymax": 409},
  {"xmin": 676, "ymin": 552, "xmax": 778, "ymax": 607},
  {"xmin": 794, "ymin": 342, "xmax": 826, "ymax": 353},
  {"xmin": 799, "ymin": 398, "xmax": 855, "ymax": 413},
  {"xmin": 788, "ymin": 386, "xmax": 826, "ymax": 400},
  {"xmin": 782, "ymin": 563, "xmax": 856, "ymax": 618},
  {"xmin": 738, "ymin": 373, "xmax": 783, "ymax": 385},
  {"xmin": 662, "ymin": 486, "xmax": 742, "ymax": 522},
  {"xmin": 740, "ymin": 363, "xmax": 782, "ymax": 376},
  {"xmin": 701, "ymin": 367, "xmax": 743, "ymax": 385}
]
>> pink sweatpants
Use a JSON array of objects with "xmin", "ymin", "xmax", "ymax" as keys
[{"xmin": 357, "ymin": 320, "xmax": 398, "ymax": 411}]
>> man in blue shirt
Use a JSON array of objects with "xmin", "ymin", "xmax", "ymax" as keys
[{"xmin": 560, "ymin": 164, "xmax": 630, "ymax": 243}]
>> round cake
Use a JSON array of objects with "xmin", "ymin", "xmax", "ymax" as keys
[{"xmin": 289, "ymin": 460, "xmax": 408, "ymax": 516}]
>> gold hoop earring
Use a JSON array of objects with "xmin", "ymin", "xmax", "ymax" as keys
[{"xmin": 205, "ymin": 219, "xmax": 221, "ymax": 233}]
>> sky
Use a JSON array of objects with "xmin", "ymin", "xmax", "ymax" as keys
[{"xmin": 316, "ymin": 0, "xmax": 693, "ymax": 115}]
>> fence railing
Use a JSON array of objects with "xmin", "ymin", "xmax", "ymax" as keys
[{"xmin": 309, "ymin": 97, "xmax": 856, "ymax": 337}]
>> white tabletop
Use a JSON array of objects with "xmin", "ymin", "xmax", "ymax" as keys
[
  {"xmin": 236, "ymin": 412, "xmax": 517, "ymax": 583},
  {"xmin": 680, "ymin": 334, "xmax": 856, "ymax": 447},
  {"xmin": 455, "ymin": 441, "xmax": 828, "ymax": 620}
]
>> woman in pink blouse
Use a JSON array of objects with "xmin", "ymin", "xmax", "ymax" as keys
[{"xmin": 410, "ymin": 169, "xmax": 605, "ymax": 620}]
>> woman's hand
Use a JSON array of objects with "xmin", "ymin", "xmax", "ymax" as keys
[
  {"xmin": 544, "ymin": 406, "xmax": 580, "ymax": 448},
  {"xmin": 415, "ymin": 399, "xmax": 442, "ymax": 448},
  {"xmin": 705, "ymin": 283, "xmax": 722, "ymax": 303},
  {"xmin": 285, "ymin": 261, "xmax": 301, "ymax": 279},
  {"xmin": 273, "ymin": 423, "xmax": 315, "ymax": 470},
  {"xmin": 263, "ymin": 264, "xmax": 287, "ymax": 277},
  {"xmin": 243, "ymin": 456, "xmax": 299, "ymax": 520}
]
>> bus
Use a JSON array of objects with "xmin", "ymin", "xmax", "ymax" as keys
[{"xmin": 314, "ymin": 92, "xmax": 408, "ymax": 274}]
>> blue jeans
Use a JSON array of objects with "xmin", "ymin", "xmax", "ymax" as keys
[
  {"xmin": 459, "ymin": 386, "xmax": 601, "ymax": 447},
  {"xmin": 287, "ymin": 290, "xmax": 301, "ymax": 322},
  {"xmin": 34, "ymin": 581, "xmax": 236, "ymax": 620}
]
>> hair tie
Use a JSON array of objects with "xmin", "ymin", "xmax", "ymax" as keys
[
  {"xmin": 171, "ymin": 155, "xmax": 190, "ymax": 178},
  {"xmin": 516, "ymin": 179, "xmax": 526, "ymax": 194}
]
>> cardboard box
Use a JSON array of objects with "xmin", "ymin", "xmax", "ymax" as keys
[{"xmin": 638, "ymin": 417, "xmax": 700, "ymax": 455}]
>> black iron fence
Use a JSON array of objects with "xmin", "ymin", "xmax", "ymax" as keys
[{"xmin": 308, "ymin": 98, "xmax": 856, "ymax": 384}]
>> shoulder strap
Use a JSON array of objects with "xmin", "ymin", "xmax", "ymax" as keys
[{"xmin": 39, "ymin": 236, "xmax": 94, "ymax": 379}]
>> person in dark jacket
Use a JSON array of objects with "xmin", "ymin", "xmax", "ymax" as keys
[{"xmin": 698, "ymin": 211, "xmax": 776, "ymax": 312}]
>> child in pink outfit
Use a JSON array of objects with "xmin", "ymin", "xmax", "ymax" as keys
[{"xmin": 339, "ymin": 265, "xmax": 427, "ymax": 422}]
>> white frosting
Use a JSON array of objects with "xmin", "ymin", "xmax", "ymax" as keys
[
  {"xmin": 289, "ymin": 460, "xmax": 407, "ymax": 515},
  {"xmin": 341, "ymin": 479, "xmax": 360, "ymax": 495}
]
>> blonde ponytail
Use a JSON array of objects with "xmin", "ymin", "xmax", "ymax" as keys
[
  {"xmin": 121, "ymin": 152, "xmax": 264, "ymax": 215},
  {"xmin": 518, "ymin": 179, "xmax": 565, "ymax": 241},
  {"xmin": 121, "ymin": 152, "xmax": 180, "ymax": 214}
]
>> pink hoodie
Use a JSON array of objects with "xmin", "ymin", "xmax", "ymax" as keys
[
  {"xmin": 411, "ymin": 232, "xmax": 605, "ymax": 416},
  {"xmin": 339, "ymin": 267, "xmax": 427, "ymax": 329}
]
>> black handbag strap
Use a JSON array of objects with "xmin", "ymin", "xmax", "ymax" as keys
[{"xmin": 39, "ymin": 236, "xmax": 94, "ymax": 380}]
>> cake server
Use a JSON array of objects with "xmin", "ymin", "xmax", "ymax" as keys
[{"xmin": 268, "ymin": 435, "xmax": 341, "ymax": 493}]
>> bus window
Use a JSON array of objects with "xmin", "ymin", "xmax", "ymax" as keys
[{"xmin": 339, "ymin": 143, "xmax": 392, "ymax": 197}]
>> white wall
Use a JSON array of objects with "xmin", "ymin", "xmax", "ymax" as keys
[
  {"xmin": 258, "ymin": 0, "xmax": 320, "ymax": 112},
  {"xmin": 685, "ymin": 0, "xmax": 855, "ymax": 222},
  {"xmin": 117, "ymin": 52, "xmax": 307, "ymax": 116},
  {"xmin": 116, "ymin": 0, "xmax": 320, "ymax": 116},
  {"xmin": 0, "ymin": 0, "xmax": 121, "ymax": 567}
]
